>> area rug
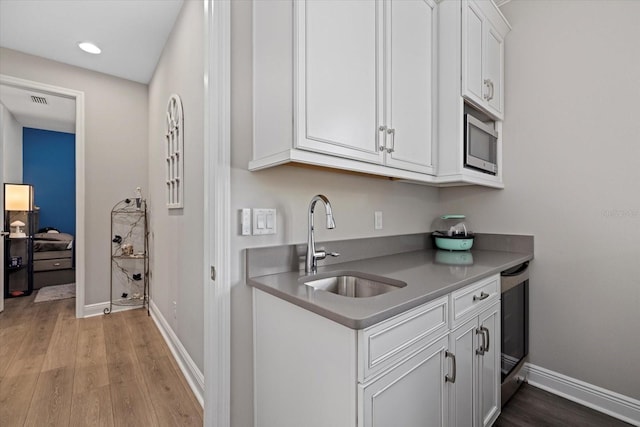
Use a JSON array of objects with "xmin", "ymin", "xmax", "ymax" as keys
[{"xmin": 34, "ymin": 283, "xmax": 76, "ymax": 303}]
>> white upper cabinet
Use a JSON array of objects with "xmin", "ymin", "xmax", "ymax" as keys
[
  {"xmin": 384, "ymin": 0, "xmax": 437, "ymax": 173},
  {"xmin": 252, "ymin": 0, "xmax": 509, "ymax": 188},
  {"xmin": 462, "ymin": 0, "xmax": 510, "ymax": 120},
  {"xmin": 296, "ymin": 0, "xmax": 384, "ymax": 164},
  {"xmin": 297, "ymin": 0, "xmax": 436, "ymax": 173},
  {"xmin": 436, "ymin": 0, "xmax": 510, "ymax": 188},
  {"xmin": 253, "ymin": 0, "xmax": 438, "ymax": 179}
]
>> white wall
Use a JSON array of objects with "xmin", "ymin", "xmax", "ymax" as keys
[
  {"xmin": 440, "ymin": 0, "xmax": 640, "ymax": 399},
  {"xmin": 0, "ymin": 102, "xmax": 23, "ymax": 182},
  {"xmin": 147, "ymin": 0, "xmax": 205, "ymax": 373},
  {"xmin": 229, "ymin": 1, "xmax": 441, "ymax": 425},
  {"xmin": 0, "ymin": 47, "xmax": 148, "ymax": 305}
]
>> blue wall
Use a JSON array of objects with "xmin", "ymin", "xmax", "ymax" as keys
[{"xmin": 22, "ymin": 128, "xmax": 75, "ymax": 235}]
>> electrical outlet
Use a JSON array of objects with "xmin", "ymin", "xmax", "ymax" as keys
[{"xmin": 375, "ymin": 211, "xmax": 383, "ymax": 230}]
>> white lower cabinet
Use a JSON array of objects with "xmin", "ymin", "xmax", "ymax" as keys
[
  {"xmin": 478, "ymin": 302, "xmax": 501, "ymax": 427},
  {"xmin": 359, "ymin": 334, "xmax": 449, "ymax": 427},
  {"xmin": 449, "ymin": 301, "xmax": 501, "ymax": 427},
  {"xmin": 253, "ymin": 276, "xmax": 501, "ymax": 427}
]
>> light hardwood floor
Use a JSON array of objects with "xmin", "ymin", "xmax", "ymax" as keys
[{"xmin": 0, "ymin": 293, "xmax": 203, "ymax": 426}]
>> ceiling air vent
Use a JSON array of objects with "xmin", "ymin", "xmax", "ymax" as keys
[{"xmin": 30, "ymin": 95, "xmax": 48, "ymax": 105}]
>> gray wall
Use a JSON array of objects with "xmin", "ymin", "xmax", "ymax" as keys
[
  {"xmin": 147, "ymin": 0, "xmax": 205, "ymax": 372},
  {"xmin": 0, "ymin": 103, "xmax": 22, "ymax": 183},
  {"xmin": 0, "ymin": 47, "xmax": 148, "ymax": 305},
  {"xmin": 440, "ymin": 0, "xmax": 640, "ymax": 399},
  {"xmin": 229, "ymin": 1, "xmax": 441, "ymax": 425}
]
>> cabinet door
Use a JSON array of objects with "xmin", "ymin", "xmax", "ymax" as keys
[
  {"xmin": 448, "ymin": 317, "xmax": 478, "ymax": 427},
  {"xmin": 384, "ymin": 0, "xmax": 436, "ymax": 174},
  {"xmin": 296, "ymin": 0, "xmax": 385, "ymax": 164},
  {"xmin": 478, "ymin": 302, "xmax": 501, "ymax": 427},
  {"xmin": 359, "ymin": 334, "xmax": 449, "ymax": 427},
  {"xmin": 462, "ymin": 0, "xmax": 485, "ymax": 107},
  {"xmin": 484, "ymin": 26, "xmax": 504, "ymax": 118},
  {"xmin": 462, "ymin": 0, "xmax": 507, "ymax": 120}
]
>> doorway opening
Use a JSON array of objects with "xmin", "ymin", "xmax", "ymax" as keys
[{"xmin": 1, "ymin": 74, "xmax": 85, "ymax": 318}]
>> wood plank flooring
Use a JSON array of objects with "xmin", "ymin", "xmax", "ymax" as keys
[
  {"xmin": 0, "ymin": 294, "xmax": 203, "ymax": 426},
  {"xmin": 4, "ymin": 294, "xmax": 632, "ymax": 427},
  {"xmin": 496, "ymin": 383, "xmax": 633, "ymax": 427}
]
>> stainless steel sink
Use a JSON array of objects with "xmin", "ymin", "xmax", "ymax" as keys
[{"xmin": 302, "ymin": 271, "xmax": 406, "ymax": 298}]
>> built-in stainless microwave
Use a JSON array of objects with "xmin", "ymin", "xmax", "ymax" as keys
[{"xmin": 464, "ymin": 113, "xmax": 498, "ymax": 175}]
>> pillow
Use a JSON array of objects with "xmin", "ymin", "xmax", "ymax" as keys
[{"xmin": 34, "ymin": 232, "xmax": 74, "ymax": 241}]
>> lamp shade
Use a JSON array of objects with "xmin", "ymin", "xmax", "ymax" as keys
[{"xmin": 4, "ymin": 184, "xmax": 34, "ymax": 211}]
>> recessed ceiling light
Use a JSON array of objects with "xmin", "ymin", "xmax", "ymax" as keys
[{"xmin": 78, "ymin": 42, "xmax": 101, "ymax": 55}]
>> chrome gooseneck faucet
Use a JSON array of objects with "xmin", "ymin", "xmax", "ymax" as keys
[{"xmin": 306, "ymin": 194, "xmax": 339, "ymax": 274}]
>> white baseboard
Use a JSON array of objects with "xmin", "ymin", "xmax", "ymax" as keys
[
  {"xmin": 525, "ymin": 363, "xmax": 640, "ymax": 426},
  {"xmin": 149, "ymin": 300, "xmax": 204, "ymax": 408},
  {"xmin": 83, "ymin": 301, "xmax": 141, "ymax": 318}
]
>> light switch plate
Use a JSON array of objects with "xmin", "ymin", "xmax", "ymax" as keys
[{"xmin": 253, "ymin": 208, "xmax": 276, "ymax": 235}]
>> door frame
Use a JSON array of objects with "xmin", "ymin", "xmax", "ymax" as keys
[
  {"xmin": 0, "ymin": 74, "xmax": 85, "ymax": 319},
  {"xmin": 203, "ymin": 0, "xmax": 231, "ymax": 426}
]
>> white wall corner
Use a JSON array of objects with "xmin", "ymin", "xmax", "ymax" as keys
[
  {"xmin": 149, "ymin": 300, "xmax": 205, "ymax": 408},
  {"xmin": 524, "ymin": 363, "xmax": 640, "ymax": 426}
]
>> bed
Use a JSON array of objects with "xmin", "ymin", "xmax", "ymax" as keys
[{"xmin": 33, "ymin": 231, "xmax": 75, "ymax": 289}]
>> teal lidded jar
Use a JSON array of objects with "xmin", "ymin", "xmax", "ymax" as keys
[{"xmin": 431, "ymin": 214, "xmax": 474, "ymax": 251}]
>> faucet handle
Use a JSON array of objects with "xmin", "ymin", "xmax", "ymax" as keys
[{"xmin": 327, "ymin": 252, "xmax": 340, "ymax": 258}]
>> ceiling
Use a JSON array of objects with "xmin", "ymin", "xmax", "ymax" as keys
[
  {"xmin": 0, "ymin": 0, "xmax": 184, "ymax": 84},
  {"xmin": 0, "ymin": 0, "xmax": 183, "ymax": 134}
]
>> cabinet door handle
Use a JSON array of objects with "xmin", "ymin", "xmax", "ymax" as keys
[
  {"xmin": 445, "ymin": 351, "xmax": 457, "ymax": 383},
  {"xmin": 483, "ymin": 79, "xmax": 491, "ymax": 100},
  {"xmin": 53, "ymin": 262, "xmax": 61, "ymax": 266},
  {"xmin": 485, "ymin": 79, "xmax": 495, "ymax": 101},
  {"xmin": 386, "ymin": 128, "xmax": 395, "ymax": 153},
  {"xmin": 482, "ymin": 326, "xmax": 490, "ymax": 352},
  {"xmin": 476, "ymin": 328, "xmax": 486, "ymax": 355},
  {"xmin": 473, "ymin": 291, "xmax": 489, "ymax": 301},
  {"xmin": 378, "ymin": 126, "xmax": 387, "ymax": 151}
]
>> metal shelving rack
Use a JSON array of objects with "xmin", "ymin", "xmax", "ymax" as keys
[{"xmin": 105, "ymin": 198, "xmax": 148, "ymax": 315}]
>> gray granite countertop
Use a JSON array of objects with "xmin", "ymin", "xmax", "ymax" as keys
[{"xmin": 247, "ymin": 234, "xmax": 533, "ymax": 329}]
